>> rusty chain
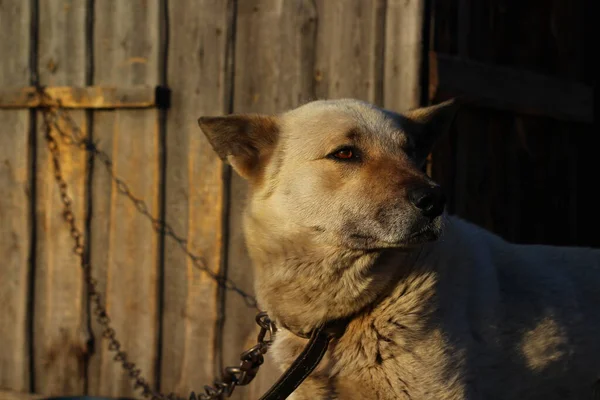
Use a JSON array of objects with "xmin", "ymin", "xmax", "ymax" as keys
[
  {"xmin": 188, "ymin": 312, "xmax": 276, "ymax": 400},
  {"xmin": 37, "ymin": 87, "xmax": 276, "ymax": 399}
]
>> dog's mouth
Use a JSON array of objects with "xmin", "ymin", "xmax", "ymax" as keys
[
  {"xmin": 347, "ymin": 223, "xmax": 441, "ymax": 250},
  {"xmin": 403, "ymin": 225, "xmax": 440, "ymax": 244}
]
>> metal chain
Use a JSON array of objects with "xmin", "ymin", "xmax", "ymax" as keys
[
  {"xmin": 35, "ymin": 88, "xmax": 258, "ymax": 309},
  {"xmin": 37, "ymin": 87, "xmax": 276, "ymax": 400},
  {"xmin": 189, "ymin": 312, "xmax": 276, "ymax": 400}
]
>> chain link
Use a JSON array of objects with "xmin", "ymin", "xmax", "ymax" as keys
[
  {"xmin": 36, "ymin": 87, "xmax": 274, "ymax": 400},
  {"xmin": 189, "ymin": 312, "xmax": 276, "ymax": 399}
]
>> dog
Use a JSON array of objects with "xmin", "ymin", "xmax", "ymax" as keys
[{"xmin": 198, "ymin": 99, "xmax": 600, "ymax": 399}]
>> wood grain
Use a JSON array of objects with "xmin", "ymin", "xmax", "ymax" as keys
[
  {"xmin": 159, "ymin": 0, "xmax": 230, "ymax": 396},
  {"xmin": 87, "ymin": 1, "xmax": 161, "ymax": 397},
  {"xmin": 0, "ymin": 0, "xmax": 32, "ymax": 393},
  {"xmin": 383, "ymin": 0, "xmax": 426, "ymax": 112},
  {"xmin": 314, "ymin": 0, "xmax": 386, "ymax": 103}
]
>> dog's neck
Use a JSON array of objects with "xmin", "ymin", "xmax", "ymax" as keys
[{"xmin": 244, "ymin": 214, "xmax": 434, "ymax": 335}]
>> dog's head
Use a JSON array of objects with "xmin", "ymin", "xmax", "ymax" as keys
[{"xmin": 198, "ymin": 99, "xmax": 459, "ymax": 251}]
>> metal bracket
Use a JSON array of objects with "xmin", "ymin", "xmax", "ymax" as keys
[{"xmin": 154, "ymin": 85, "xmax": 171, "ymax": 110}]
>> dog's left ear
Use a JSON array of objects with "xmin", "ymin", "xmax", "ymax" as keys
[
  {"xmin": 404, "ymin": 98, "xmax": 461, "ymax": 164},
  {"xmin": 198, "ymin": 114, "xmax": 279, "ymax": 180}
]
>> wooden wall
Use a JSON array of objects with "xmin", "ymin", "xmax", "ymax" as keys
[
  {"xmin": 0, "ymin": 0, "xmax": 424, "ymax": 398},
  {"xmin": 0, "ymin": 0, "xmax": 593, "ymax": 399}
]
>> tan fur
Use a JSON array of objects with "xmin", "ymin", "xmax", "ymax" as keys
[{"xmin": 198, "ymin": 99, "xmax": 600, "ymax": 399}]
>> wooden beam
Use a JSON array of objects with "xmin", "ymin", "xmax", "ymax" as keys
[
  {"xmin": 0, "ymin": 85, "xmax": 169, "ymax": 109},
  {"xmin": 429, "ymin": 52, "xmax": 593, "ymax": 123}
]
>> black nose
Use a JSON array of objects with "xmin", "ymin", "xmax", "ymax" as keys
[{"xmin": 408, "ymin": 185, "xmax": 446, "ymax": 217}]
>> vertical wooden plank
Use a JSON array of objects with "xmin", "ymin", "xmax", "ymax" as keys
[
  {"xmin": 502, "ymin": 116, "xmax": 523, "ymax": 243},
  {"xmin": 0, "ymin": 0, "xmax": 32, "ymax": 393},
  {"xmin": 383, "ymin": 0, "xmax": 429, "ymax": 172},
  {"xmin": 430, "ymin": 120, "xmax": 458, "ymax": 214},
  {"xmin": 383, "ymin": 0, "xmax": 425, "ymax": 112},
  {"xmin": 87, "ymin": 1, "xmax": 161, "ymax": 397},
  {"xmin": 226, "ymin": 1, "xmax": 317, "ymax": 399},
  {"xmin": 33, "ymin": 1, "xmax": 89, "ymax": 395},
  {"xmin": 456, "ymin": 0, "xmax": 470, "ymax": 57},
  {"xmin": 233, "ymin": 0, "xmax": 317, "ymax": 112},
  {"xmin": 430, "ymin": 0, "xmax": 459, "ymax": 214},
  {"xmin": 314, "ymin": 0, "xmax": 386, "ymax": 103},
  {"xmin": 456, "ymin": 107, "xmax": 490, "ymax": 224},
  {"xmin": 159, "ymin": 0, "xmax": 230, "ymax": 396},
  {"xmin": 547, "ymin": 0, "xmax": 586, "ymax": 247}
]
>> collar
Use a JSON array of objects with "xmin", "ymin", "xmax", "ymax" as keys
[
  {"xmin": 258, "ymin": 317, "xmax": 350, "ymax": 400},
  {"xmin": 277, "ymin": 316, "xmax": 350, "ymax": 340}
]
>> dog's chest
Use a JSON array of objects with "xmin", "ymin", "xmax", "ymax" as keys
[{"xmin": 273, "ymin": 320, "xmax": 468, "ymax": 400}]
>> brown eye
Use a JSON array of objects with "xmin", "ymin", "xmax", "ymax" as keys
[
  {"xmin": 335, "ymin": 149, "xmax": 354, "ymax": 159},
  {"xmin": 327, "ymin": 146, "xmax": 360, "ymax": 162}
]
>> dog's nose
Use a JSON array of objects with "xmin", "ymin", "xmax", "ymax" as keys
[{"xmin": 408, "ymin": 185, "xmax": 446, "ymax": 217}]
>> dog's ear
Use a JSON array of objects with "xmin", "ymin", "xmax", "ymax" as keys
[
  {"xmin": 198, "ymin": 114, "xmax": 279, "ymax": 180},
  {"xmin": 404, "ymin": 98, "xmax": 461, "ymax": 164}
]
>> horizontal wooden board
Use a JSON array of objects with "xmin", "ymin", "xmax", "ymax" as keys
[
  {"xmin": 0, "ymin": 85, "xmax": 165, "ymax": 109},
  {"xmin": 0, "ymin": 390, "xmax": 44, "ymax": 400},
  {"xmin": 429, "ymin": 52, "xmax": 593, "ymax": 123}
]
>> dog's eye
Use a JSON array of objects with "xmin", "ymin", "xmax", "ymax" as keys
[
  {"xmin": 328, "ymin": 147, "xmax": 359, "ymax": 161},
  {"xmin": 335, "ymin": 149, "xmax": 354, "ymax": 159}
]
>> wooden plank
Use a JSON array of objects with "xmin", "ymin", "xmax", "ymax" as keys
[
  {"xmin": 87, "ymin": 1, "xmax": 161, "ymax": 397},
  {"xmin": 383, "ymin": 0, "xmax": 427, "ymax": 170},
  {"xmin": 383, "ymin": 0, "xmax": 426, "ymax": 112},
  {"xmin": 33, "ymin": 0, "xmax": 89, "ymax": 395},
  {"xmin": 453, "ymin": 107, "xmax": 490, "ymax": 227},
  {"xmin": 314, "ymin": 0, "xmax": 386, "ymax": 103},
  {"xmin": 0, "ymin": 0, "xmax": 32, "ymax": 393},
  {"xmin": 456, "ymin": 0, "xmax": 470, "ymax": 57},
  {"xmin": 0, "ymin": 390, "xmax": 44, "ymax": 400},
  {"xmin": 159, "ymin": 0, "xmax": 230, "ymax": 396},
  {"xmin": 430, "ymin": 118, "xmax": 458, "ymax": 214},
  {"xmin": 429, "ymin": 51, "xmax": 593, "ymax": 123},
  {"xmin": 227, "ymin": 1, "xmax": 318, "ymax": 399},
  {"xmin": 0, "ymin": 86, "xmax": 163, "ymax": 109},
  {"xmin": 429, "ymin": 0, "xmax": 459, "ymax": 211}
]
